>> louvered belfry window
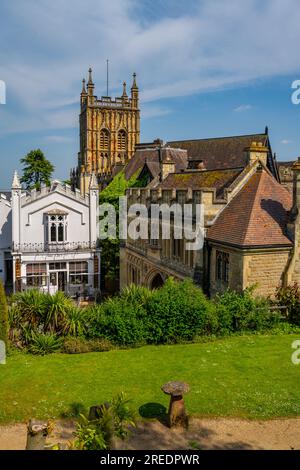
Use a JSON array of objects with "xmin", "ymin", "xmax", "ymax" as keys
[
  {"xmin": 100, "ymin": 129, "xmax": 109, "ymax": 151},
  {"xmin": 117, "ymin": 130, "xmax": 127, "ymax": 151}
]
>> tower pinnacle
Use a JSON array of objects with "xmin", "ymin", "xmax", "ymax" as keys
[
  {"xmin": 122, "ymin": 81, "xmax": 128, "ymax": 98},
  {"xmin": 88, "ymin": 67, "xmax": 93, "ymax": 85},
  {"xmin": 12, "ymin": 170, "xmax": 21, "ymax": 189},
  {"xmin": 131, "ymin": 72, "xmax": 138, "ymax": 90}
]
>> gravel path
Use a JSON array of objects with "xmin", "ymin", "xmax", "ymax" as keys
[{"xmin": 0, "ymin": 417, "xmax": 299, "ymax": 450}]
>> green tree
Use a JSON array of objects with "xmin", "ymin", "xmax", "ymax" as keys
[
  {"xmin": 20, "ymin": 149, "xmax": 54, "ymax": 190},
  {"xmin": 0, "ymin": 280, "xmax": 8, "ymax": 348},
  {"xmin": 99, "ymin": 168, "xmax": 143, "ymax": 286}
]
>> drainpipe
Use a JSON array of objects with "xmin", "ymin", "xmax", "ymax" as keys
[{"xmin": 284, "ymin": 157, "xmax": 300, "ymax": 286}]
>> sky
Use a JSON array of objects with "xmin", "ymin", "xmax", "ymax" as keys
[{"xmin": 0, "ymin": 0, "xmax": 300, "ymax": 188}]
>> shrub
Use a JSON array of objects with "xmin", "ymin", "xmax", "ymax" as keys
[
  {"xmin": 119, "ymin": 284, "xmax": 153, "ymax": 306},
  {"xmin": 63, "ymin": 307, "xmax": 87, "ymax": 337},
  {"xmin": 73, "ymin": 393, "xmax": 136, "ymax": 450},
  {"xmin": 12, "ymin": 289, "xmax": 45, "ymax": 327},
  {"xmin": 62, "ymin": 337, "xmax": 113, "ymax": 354},
  {"xmin": 0, "ymin": 281, "xmax": 8, "ymax": 348},
  {"xmin": 145, "ymin": 278, "xmax": 218, "ymax": 343},
  {"xmin": 215, "ymin": 288, "xmax": 281, "ymax": 334},
  {"xmin": 43, "ymin": 291, "xmax": 74, "ymax": 331},
  {"xmin": 275, "ymin": 283, "xmax": 300, "ymax": 325},
  {"xmin": 89, "ymin": 297, "xmax": 148, "ymax": 346},
  {"xmin": 74, "ymin": 414, "xmax": 107, "ymax": 450},
  {"xmin": 28, "ymin": 331, "xmax": 62, "ymax": 355}
]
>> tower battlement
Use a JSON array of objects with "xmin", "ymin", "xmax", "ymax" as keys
[{"xmin": 76, "ymin": 68, "xmax": 140, "ymax": 194}]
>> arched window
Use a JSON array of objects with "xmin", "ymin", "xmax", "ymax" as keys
[
  {"xmin": 48, "ymin": 214, "xmax": 67, "ymax": 243},
  {"xmin": 58, "ymin": 223, "xmax": 64, "ymax": 242},
  {"xmin": 51, "ymin": 223, "xmax": 56, "ymax": 242},
  {"xmin": 117, "ymin": 130, "xmax": 127, "ymax": 152},
  {"xmin": 100, "ymin": 129, "xmax": 109, "ymax": 151}
]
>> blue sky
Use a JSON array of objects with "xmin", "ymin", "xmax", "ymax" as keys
[{"xmin": 0, "ymin": 0, "xmax": 300, "ymax": 188}]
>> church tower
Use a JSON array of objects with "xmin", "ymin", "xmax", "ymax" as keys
[{"xmin": 76, "ymin": 68, "xmax": 140, "ymax": 194}]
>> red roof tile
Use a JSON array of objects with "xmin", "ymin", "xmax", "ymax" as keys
[{"xmin": 207, "ymin": 168, "xmax": 293, "ymax": 247}]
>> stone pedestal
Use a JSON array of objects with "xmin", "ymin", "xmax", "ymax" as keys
[{"xmin": 161, "ymin": 381, "xmax": 190, "ymax": 428}]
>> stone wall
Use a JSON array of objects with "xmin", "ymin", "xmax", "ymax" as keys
[
  {"xmin": 209, "ymin": 246, "xmax": 243, "ymax": 297},
  {"xmin": 119, "ymin": 246, "xmax": 186, "ymax": 290},
  {"xmin": 243, "ymin": 250, "xmax": 290, "ymax": 297},
  {"xmin": 209, "ymin": 244, "xmax": 291, "ymax": 298}
]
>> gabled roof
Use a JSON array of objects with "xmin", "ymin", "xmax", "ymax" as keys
[
  {"xmin": 207, "ymin": 168, "xmax": 293, "ymax": 248},
  {"xmin": 167, "ymin": 133, "xmax": 276, "ymax": 173},
  {"xmin": 125, "ymin": 147, "xmax": 188, "ymax": 180},
  {"xmin": 159, "ymin": 168, "xmax": 243, "ymax": 198}
]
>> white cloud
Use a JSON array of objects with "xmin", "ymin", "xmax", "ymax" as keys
[
  {"xmin": 0, "ymin": 0, "xmax": 299, "ymax": 135},
  {"xmin": 142, "ymin": 105, "xmax": 172, "ymax": 119},
  {"xmin": 234, "ymin": 104, "xmax": 253, "ymax": 112},
  {"xmin": 281, "ymin": 139, "xmax": 293, "ymax": 145},
  {"xmin": 44, "ymin": 135, "xmax": 74, "ymax": 143}
]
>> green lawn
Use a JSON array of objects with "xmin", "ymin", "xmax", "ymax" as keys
[{"xmin": 1, "ymin": 334, "xmax": 300, "ymax": 423}]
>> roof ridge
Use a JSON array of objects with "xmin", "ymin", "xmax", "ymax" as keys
[
  {"xmin": 242, "ymin": 170, "xmax": 267, "ymax": 245},
  {"xmin": 167, "ymin": 133, "xmax": 266, "ymax": 144},
  {"xmin": 171, "ymin": 167, "xmax": 243, "ymax": 175}
]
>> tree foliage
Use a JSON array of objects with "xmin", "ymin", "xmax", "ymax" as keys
[
  {"xmin": 20, "ymin": 149, "xmax": 54, "ymax": 190},
  {"xmin": 99, "ymin": 168, "xmax": 142, "ymax": 282}
]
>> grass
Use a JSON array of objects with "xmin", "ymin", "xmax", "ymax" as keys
[{"xmin": 1, "ymin": 334, "xmax": 300, "ymax": 423}]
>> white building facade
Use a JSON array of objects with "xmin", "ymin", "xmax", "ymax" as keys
[{"xmin": 0, "ymin": 172, "xmax": 100, "ymax": 297}]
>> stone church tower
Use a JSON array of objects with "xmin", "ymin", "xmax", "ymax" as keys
[{"xmin": 73, "ymin": 68, "xmax": 140, "ymax": 194}]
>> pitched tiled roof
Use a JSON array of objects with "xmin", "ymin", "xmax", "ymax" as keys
[
  {"xmin": 144, "ymin": 161, "xmax": 160, "ymax": 178},
  {"xmin": 207, "ymin": 168, "xmax": 293, "ymax": 247},
  {"xmin": 125, "ymin": 147, "xmax": 188, "ymax": 180},
  {"xmin": 159, "ymin": 168, "xmax": 243, "ymax": 198},
  {"xmin": 167, "ymin": 133, "xmax": 269, "ymax": 170}
]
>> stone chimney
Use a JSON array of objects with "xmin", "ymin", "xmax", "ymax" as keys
[
  {"xmin": 161, "ymin": 154, "xmax": 175, "ymax": 180},
  {"xmin": 244, "ymin": 141, "xmax": 268, "ymax": 166},
  {"xmin": 288, "ymin": 157, "xmax": 300, "ymax": 234}
]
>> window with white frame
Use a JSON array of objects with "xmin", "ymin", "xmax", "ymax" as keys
[
  {"xmin": 47, "ymin": 214, "xmax": 67, "ymax": 243},
  {"xmin": 69, "ymin": 261, "xmax": 89, "ymax": 285},
  {"xmin": 26, "ymin": 263, "xmax": 47, "ymax": 287}
]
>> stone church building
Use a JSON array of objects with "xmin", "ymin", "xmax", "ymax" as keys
[
  {"xmin": 71, "ymin": 68, "xmax": 140, "ymax": 194},
  {"xmin": 120, "ymin": 131, "xmax": 300, "ymax": 298}
]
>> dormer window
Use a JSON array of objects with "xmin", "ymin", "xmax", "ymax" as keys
[{"xmin": 47, "ymin": 211, "xmax": 67, "ymax": 243}]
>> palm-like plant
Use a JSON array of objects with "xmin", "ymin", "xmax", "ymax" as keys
[
  {"xmin": 28, "ymin": 331, "xmax": 62, "ymax": 355},
  {"xmin": 8, "ymin": 304, "xmax": 23, "ymax": 345},
  {"xmin": 111, "ymin": 392, "xmax": 136, "ymax": 439},
  {"xmin": 120, "ymin": 284, "xmax": 152, "ymax": 306},
  {"xmin": 43, "ymin": 291, "xmax": 74, "ymax": 331},
  {"xmin": 63, "ymin": 307, "xmax": 86, "ymax": 337},
  {"xmin": 12, "ymin": 290, "xmax": 45, "ymax": 327}
]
